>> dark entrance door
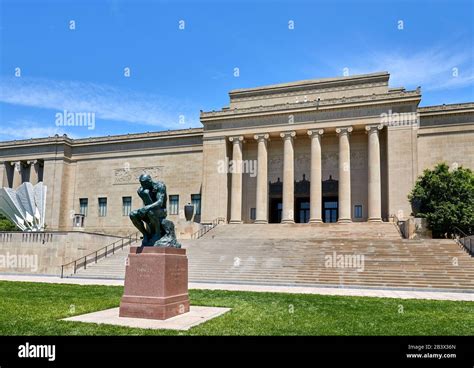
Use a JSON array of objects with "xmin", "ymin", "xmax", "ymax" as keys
[
  {"xmin": 322, "ymin": 176, "xmax": 339, "ymax": 223},
  {"xmin": 323, "ymin": 197, "xmax": 338, "ymax": 223},
  {"xmin": 269, "ymin": 197, "xmax": 282, "ymax": 223},
  {"xmin": 295, "ymin": 197, "xmax": 310, "ymax": 223}
]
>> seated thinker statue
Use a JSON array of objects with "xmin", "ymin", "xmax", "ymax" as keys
[{"xmin": 129, "ymin": 173, "xmax": 181, "ymax": 248}]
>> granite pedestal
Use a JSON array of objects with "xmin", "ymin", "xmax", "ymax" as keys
[{"xmin": 119, "ymin": 246, "xmax": 190, "ymax": 320}]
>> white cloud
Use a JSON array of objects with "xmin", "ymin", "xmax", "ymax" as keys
[
  {"xmin": 0, "ymin": 119, "xmax": 72, "ymax": 141},
  {"xmin": 344, "ymin": 47, "xmax": 474, "ymax": 91},
  {"xmin": 0, "ymin": 77, "xmax": 201, "ymax": 129}
]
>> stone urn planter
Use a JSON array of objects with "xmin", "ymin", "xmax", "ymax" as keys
[{"xmin": 184, "ymin": 203, "xmax": 194, "ymax": 222}]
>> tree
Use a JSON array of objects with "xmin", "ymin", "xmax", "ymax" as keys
[
  {"xmin": 0, "ymin": 213, "xmax": 17, "ymax": 231},
  {"xmin": 408, "ymin": 163, "xmax": 474, "ymax": 238}
]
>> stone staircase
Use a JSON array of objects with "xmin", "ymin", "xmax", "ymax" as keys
[{"xmin": 72, "ymin": 223, "xmax": 474, "ymax": 291}]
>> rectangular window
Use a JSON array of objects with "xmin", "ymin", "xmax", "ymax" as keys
[
  {"xmin": 169, "ymin": 195, "xmax": 179, "ymax": 215},
  {"xmin": 191, "ymin": 194, "xmax": 201, "ymax": 215},
  {"xmin": 122, "ymin": 197, "xmax": 132, "ymax": 216},
  {"xmin": 250, "ymin": 208, "xmax": 256, "ymax": 221},
  {"xmin": 79, "ymin": 198, "xmax": 88, "ymax": 216},
  {"xmin": 98, "ymin": 197, "xmax": 107, "ymax": 217},
  {"xmin": 354, "ymin": 205, "xmax": 363, "ymax": 219}
]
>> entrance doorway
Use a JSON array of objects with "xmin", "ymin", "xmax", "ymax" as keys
[
  {"xmin": 267, "ymin": 175, "xmax": 338, "ymax": 223},
  {"xmin": 323, "ymin": 197, "xmax": 338, "ymax": 223},
  {"xmin": 322, "ymin": 175, "xmax": 339, "ymax": 223},
  {"xmin": 295, "ymin": 197, "xmax": 310, "ymax": 223},
  {"xmin": 269, "ymin": 197, "xmax": 282, "ymax": 223}
]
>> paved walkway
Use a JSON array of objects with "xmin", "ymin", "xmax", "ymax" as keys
[
  {"xmin": 62, "ymin": 306, "xmax": 231, "ymax": 331},
  {"xmin": 1, "ymin": 274, "xmax": 473, "ymax": 301}
]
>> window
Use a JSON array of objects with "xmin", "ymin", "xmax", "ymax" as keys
[
  {"xmin": 79, "ymin": 198, "xmax": 88, "ymax": 216},
  {"xmin": 98, "ymin": 197, "xmax": 107, "ymax": 217},
  {"xmin": 191, "ymin": 194, "xmax": 201, "ymax": 215},
  {"xmin": 169, "ymin": 195, "xmax": 179, "ymax": 215},
  {"xmin": 354, "ymin": 205, "xmax": 363, "ymax": 219},
  {"xmin": 122, "ymin": 197, "xmax": 132, "ymax": 216},
  {"xmin": 250, "ymin": 208, "xmax": 256, "ymax": 221}
]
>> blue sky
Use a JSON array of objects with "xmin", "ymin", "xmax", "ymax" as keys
[{"xmin": 0, "ymin": 0, "xmax": 473, "ymax": 141}]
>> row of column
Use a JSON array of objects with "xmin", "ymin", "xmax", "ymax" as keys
[
  {"xmin": 228, "ymin": 124, "xmax": 383, "ymax": 224},
  {"xmin": 4, "ymin": 160, "xmax": 44, "ymax": 188}
]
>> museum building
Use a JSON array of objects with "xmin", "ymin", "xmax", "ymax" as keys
[{"xmin": 0, "ymin": 72, "xmax": 473, "ymax": 235}]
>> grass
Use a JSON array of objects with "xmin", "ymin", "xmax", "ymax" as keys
[{"xmin": 0, "ymin": 281, "xmax": 473, "ymax": 335}]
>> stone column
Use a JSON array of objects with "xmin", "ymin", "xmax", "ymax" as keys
[
  {"xmin": 336, "ymin": 127, "xmax": 353, "ymax": 223},
  {"xmin": 254, "ymin": 134, "xmax": 269, "ymax": 224},
  {"xmin": 307, "ymin": 129, "xmax": 324, "ymax": 223},
  {"xmin": 37, "ymin": 160, "xmax": 44, "ymax": 182},
  {"xmin": 229, "ymin": 136, "xmax": 244, "ymax": 224},
  {"xmin": 366, "ymin": 124, "xmax": 383, "ymax": 222},
  {"xmin": 280, "ymin": 131, "xmax": 296, "ymax": 224},
  {"xmin": 0, "ymin": 162, "xmax": 6, "ymax": 188},
  {"xmin": 28, "ymin": 160, "xmax": 39, "ymax": 185},
  {"xmin": 11, "ymin": 161, "xmax": 22, "ymax": 189}
]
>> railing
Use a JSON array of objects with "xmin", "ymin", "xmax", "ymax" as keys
[
  {"xmin": 452, "ymin": 226, "xmax": 474, "ymax": 256},
  {"xmin": 191, "ymin": 217, "xmax": 225, "ymax": 239},
  {"xmin": 60, "ymin": 231, "xmax": 140, "ymax": 278},
  {"xmin": 391, "ymin": 213, "xmax": 406, "ymax": 238}
]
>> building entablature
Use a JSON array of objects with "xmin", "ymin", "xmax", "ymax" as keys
[
  {"xmin": 0, "ymin": 128, "xmax": 204, "ymax": 162},
  {"xmin": 200, "ymin": 90, "xmax": 421, "ymax": 126},
  {"xmin": 202, "ymin": 119, "xmax": 385, "ymax": 142},
  {"xmin": 418, "ymin": 102, "xmax": 474, "ymax": 116}
]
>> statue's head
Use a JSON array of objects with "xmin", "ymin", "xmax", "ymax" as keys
[{"xmin": 139, "ymin": 173, "xmax": 153, "ymax": 189}]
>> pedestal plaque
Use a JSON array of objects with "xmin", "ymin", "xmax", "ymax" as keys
[{"xmin": 119, "ymin": 246, "xmax": 190, "ymax": 320}]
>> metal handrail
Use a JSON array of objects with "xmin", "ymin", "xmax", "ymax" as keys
[
  {"xmin": 191, "ymin": 217, "xmax": 225, "ymax": 239},
  {"xmin": 60, "ymin": 231, "xmax": 140, "ymax": 278},
  {"xmin": 452, "ymin": 226, "xmax": 473, "ymax": 256},
  {"xmin": 390, "ymin": 213, "xmax": 407, "ymax": 238}
]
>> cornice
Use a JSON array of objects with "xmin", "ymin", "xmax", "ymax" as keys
[
  {"xmin": 0, "ymin": 128, "xmax": 204, "ymax": 149},
  {"xmin": 230, "ymin": 81, "xmax": 388, "ymax": 103},
  {"xmin": 0, "ymin": 136, "xmax": 74, "ymax": 149},
  {"xmin": 201, "ymin": 90, "xmax": 421, "ymax": 121},
  {"xmin": 229, "ymin": 72, "xmax": 390, "ymax": 100},
  {"xmin": 418, "ymin": 103, "xmax": 474, "ymax": 116}
]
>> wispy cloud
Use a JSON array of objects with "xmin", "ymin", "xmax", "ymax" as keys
[
  {"xmin": 341, "ymin": 47, "xmax": 474, "ymax": 91},
  {"xmin": 0, "ymin": 119, "xmax": 73, "ymax": 141},
  {"xmin": 0, "ymin": 77, "xmax": 201, "ymax": 129}
]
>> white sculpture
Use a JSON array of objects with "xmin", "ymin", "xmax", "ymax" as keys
[{"xmin": 0, "ymin": 182, "xmax": 47, "ymax": 231}]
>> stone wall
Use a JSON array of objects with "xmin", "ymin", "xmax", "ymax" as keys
[
  {"xmin": 386, "ymin": 125, "xmax": 418, "ymax": 219},
  {"xmin": 0, "ymin": 231, "xmax": 124, "ymax": 275},
  {"xmin": 417, "ymin": 126, "xmax": 474, "ymax": 174},
  {"xmin": 200, "ymin": 138, "xmax": 229, "ymax": 223},
  {"xmin": 71, "ymin": 149, "xmax": 203, "ymax": 235}
]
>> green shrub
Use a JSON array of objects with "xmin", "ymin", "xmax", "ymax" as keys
[
  {"xmin": 408, "ymin": 163, "xmax": 474, "ymax": 237},
  {"xmin": 0, "ymin": 213, "xmax": 17, "ymax": 231}
]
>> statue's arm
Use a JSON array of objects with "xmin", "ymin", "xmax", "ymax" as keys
[{"xmin": 145, "ymin": 184, "xmax": 166, "ymax": 211}]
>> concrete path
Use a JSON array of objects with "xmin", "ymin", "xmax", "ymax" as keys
[
  {"xmin": 63, "ymin": 306, "xmax": 231, "ymax": 331},
  {"xmin": 1, "ymin": 274, "xmax": 473, "ymax": 301}
]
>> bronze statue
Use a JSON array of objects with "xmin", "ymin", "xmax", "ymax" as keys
[{"xmin": 129, "ymin": 174, "xmax": 181, "ymax": 248}]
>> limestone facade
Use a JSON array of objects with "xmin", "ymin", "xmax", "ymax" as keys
[{"xmin": 0, "ymin": 72, "xmax": 473, "ymax": 234}]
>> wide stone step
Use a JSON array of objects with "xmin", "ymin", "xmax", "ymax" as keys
[{"xmin": 70, "ymin": 223, "xmax": 473, "ymax": 290}]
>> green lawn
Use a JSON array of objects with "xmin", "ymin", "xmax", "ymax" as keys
[{"xmin": 0, "ymin": 281, "xmax": 472, "ymax": 335}]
